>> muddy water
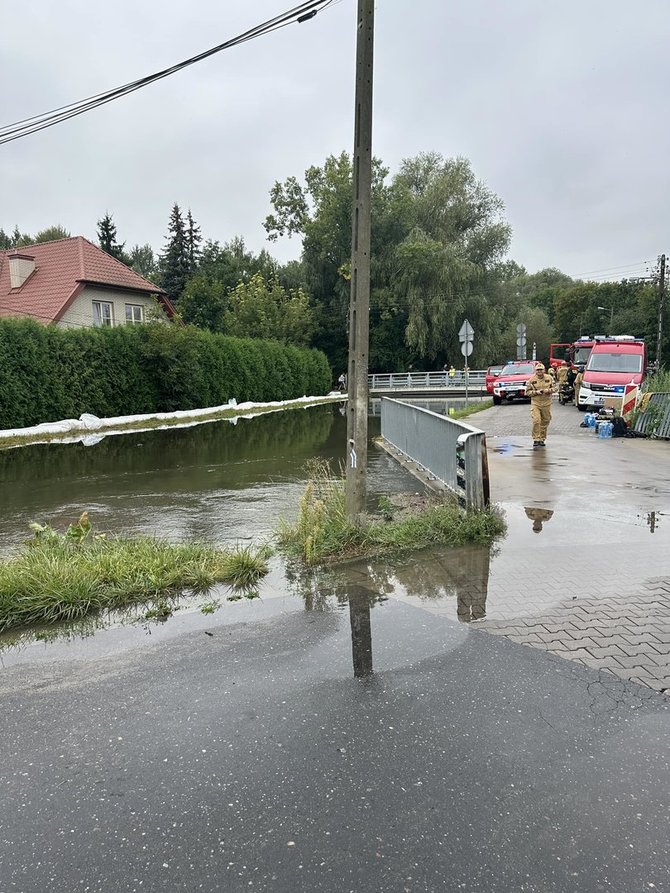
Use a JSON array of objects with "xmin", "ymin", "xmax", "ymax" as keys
[
  {"xmin": 0, "ymin": 404, "xmax": 418, "ymax": 550},
  {"xmin": 4, "ymin": 400, "xmax": 668, "ymax": 670}
]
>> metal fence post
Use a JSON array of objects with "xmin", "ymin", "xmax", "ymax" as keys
[{"xmin": 462, "ymin": 432, "xmax": 485, "ymax": 511}]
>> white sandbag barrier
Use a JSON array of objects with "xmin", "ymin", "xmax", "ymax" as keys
[{"xmin": 0, "ymin": 394, "xmax": 346, "ymax": 448}]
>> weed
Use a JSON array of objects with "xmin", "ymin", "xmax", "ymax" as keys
[
  {"xmin": 377, "ymin": 495, "xmax": 395, "ymax": 521},
  {"xmin": 0, "ymin": 517, "xmax": 271, "ymax": 633},
  {"xmin": 143, "ymin": 598, "xmax": 175, "ymax": 621},
  {"xmin": 200, "ymin": 600, "xmax": 220, "ymax": 615},
  {"xmin": 277, "ymin": 461, "xmax": 506, "ymax": 566},
  {"xmin": 642, "ymin": 368, "xmax": 670, "ymax": 394}
]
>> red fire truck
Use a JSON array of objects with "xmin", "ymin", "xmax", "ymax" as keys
[{"xmin": 549, "ymin": 336, "xmax": 596, "ymax": 370}]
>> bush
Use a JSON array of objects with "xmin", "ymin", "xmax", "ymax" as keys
[{"xmin": 0, "ymin": 319, "xmax": 333, "ymax": 429}]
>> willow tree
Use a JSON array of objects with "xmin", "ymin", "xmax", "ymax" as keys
[{"xmin": 264, "ymin": 151, "xmax": 512, "ymax": 370}]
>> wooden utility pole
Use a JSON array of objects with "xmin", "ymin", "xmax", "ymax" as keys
[
  {"xmin": 345, "ymin": 0, "xmax": 375, "ymax": 520},
  {"xmin": 656, "ymin": 253, "xmax": 666, "ymax": 369}
]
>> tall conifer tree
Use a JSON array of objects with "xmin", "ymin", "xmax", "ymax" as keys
[
  {"xmin": 96, "ymin": 213, "xmax": 126, "ymax": 261},
  {"xmin": 159, "ymin": 204, "xmax": 190, "ymax": 301}
]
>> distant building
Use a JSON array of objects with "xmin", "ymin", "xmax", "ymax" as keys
[{"xmin": 0, "ymin": 237, "xmax": 175, "ymax": 328}]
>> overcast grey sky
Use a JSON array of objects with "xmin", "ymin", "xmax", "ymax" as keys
[{"xmin": 2, "ymin": 0, "xmax": 669, "ymax": 280}]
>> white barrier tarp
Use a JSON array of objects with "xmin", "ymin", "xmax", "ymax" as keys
[{"xmin": 0, "ymin": 394, "xmax": 345, "ymax": 446}]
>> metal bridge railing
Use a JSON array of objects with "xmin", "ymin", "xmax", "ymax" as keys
[
  {"xmin": 369, "ymin": 370, "xmax": 487, "ymax": 390},
  {"xmin": 633, "ymin": 392, "xmax": 670, "ymax": 439},
  {"xmin": 380, "ymin": 397, "xmax": 489, "ymax": 510}
]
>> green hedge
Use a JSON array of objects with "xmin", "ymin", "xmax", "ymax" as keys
[{"xmin": 0, "ymin": 319, "xmax": 333, "ymax": 429}]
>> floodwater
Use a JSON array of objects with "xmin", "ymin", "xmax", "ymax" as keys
[
  {"xmin": 3, "ymin": 403, "xmax": 669, "ymax": 893},
  {"xmin": 0, "ymin": 400, "xmax": 488, "ymax": 662},
  {"xmin": 0, "ymin": 404, "xmax": 417, "ymax": 550},
  {"xmin": 2, "ymin": 399, "xmax": 670, "ymax": 673}
]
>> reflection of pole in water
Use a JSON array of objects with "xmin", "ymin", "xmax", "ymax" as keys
[{"xmin": 349, "ymin": 589, "xmax": 373, "ymax": 677}]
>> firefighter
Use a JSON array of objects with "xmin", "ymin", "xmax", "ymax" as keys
[
  {"xmin": 573, "ymin": 364, "xmax": 585, "ymax": 406},
  {"xmin": 556, "ymin": 360, "xmax": 569, "ymax": 386},
  {"xmin": 526, "ymin": 361, "xmax": 554, "ymax": 447}
]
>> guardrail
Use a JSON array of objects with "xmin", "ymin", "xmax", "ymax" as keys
[
  {"xmin": 633, "ymin": 392, "xmax": 670, "ymax": 439},
  {"xmin": 380, "ymin": 397, "xmax": 489, "ymax": 510},
  {"xmin": 369, "ymin": 370, "xmax": 487, "ymax": 390}
]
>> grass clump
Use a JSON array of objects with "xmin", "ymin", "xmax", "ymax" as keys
[
  {"xmin": 0, "ymin": 513, "xmax": 270, "ymax": 633},
  {"xmin": 642, "ymin": 368, "xmax": 670, "ymax": 394},
  {"xmin": 450, "ymin": 399, "xmax": 493, "ymax": 420},
  {"xmin": 277, "ymin": 461, "xmax": 505, "ymax": 566}
]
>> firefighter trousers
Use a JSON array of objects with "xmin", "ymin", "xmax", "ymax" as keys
[{"xmin": 531, "ymin": 402, "xmax": 552, "ymax": 442}]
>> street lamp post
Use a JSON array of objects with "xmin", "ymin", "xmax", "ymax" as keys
[{"xmin": 597, "ymin": 306, "xmax": 614, "ymax": 331}]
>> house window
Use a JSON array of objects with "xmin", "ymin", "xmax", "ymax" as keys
[
  {"xmin": 92, "ymin": 301, "xmax": 114, "ymax": 327},
  {"xmin": 125, "ymin": 304, "xmax": 145, "ymax": 324}
]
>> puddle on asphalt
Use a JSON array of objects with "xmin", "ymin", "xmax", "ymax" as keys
[
  {"xmin": 3, "ymin": 494, "xmax": 669, "ymax": 674},
  {"xmin": 3, "ymin": 494, "xmax": 669, "ymax": 665}
]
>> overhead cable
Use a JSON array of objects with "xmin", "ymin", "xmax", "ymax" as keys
[{"xmin": 0, "ymin": 0, "xmax": 337, "ymax": 146}]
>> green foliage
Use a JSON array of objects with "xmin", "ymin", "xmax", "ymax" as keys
[
  {"xmin": 0, "ymin": 318, "xmax": 332, "ymax": 429},
  {"xmin": 265, "ymin": 151, "xmax": 512, "ymax": 371},
  {"xmin": 277, "ymin": 461, "xmax": 506, "ymax": 565},
  {"xmin": 158, "ymin": 204, "xmax": 197, "ymax": 302},
  {"xmin": 128, "ymin": 243, "xmax": 157, "ymax": 280},
  {"xmin": 450, "ymin": 399, "xmax": 494, "ymax": 419},
  {"xmin": 96, "ymin": 212, "xmax": 126, "ymax": 262},
  {"xmin": 0, "ymin": 515, "xmax": 271, "ymax": 632},
  {"xmin": 0, "ymin": 224, "xmax": 70, "ymax": 248},
  {"xmin": 222, "ymin": 273, "xmax": 315, "ymax": 345},
  {"xmin": 0, "ymin": 226, "xmax": 30, "ymax": 249},
  {"xmin": 178, "ymin": 238, "xmax": 311, "ymax": 344},
  {"xmin": 642, "ymin": 368, "xmax": 670, "ymax": 393},
  {"xmin": 552, "ymin": 279, "xmax": 658, "ymax": 351},
  {"xmin": 186, "ymin": 209, "xmax": 202, "ymax": 270},
  {"xmin": 179, "ymin": 275, "xmax": 229, "ymax": 330}
]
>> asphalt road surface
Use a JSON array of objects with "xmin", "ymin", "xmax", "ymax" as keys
[{"xmin": 1, "ymin": 595, "xmax": 668, "ymax": 893}]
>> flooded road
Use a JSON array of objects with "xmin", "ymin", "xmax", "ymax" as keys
[
  {"xmin": 0, "ymin": 404, "xmax": 417, "ymax": 549},
  {"xmin": 2, "ymin": 399, "xmax": 670, "ymax": 693},
  {"xmin": 1, "ymin": 401, "xmax": 669, "ymax": 892},
  {"xmin": 1, "ymin": 586, "xmax": 667, "ymax": 893}
]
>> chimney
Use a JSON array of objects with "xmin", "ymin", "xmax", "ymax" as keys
[{"xmin": 8, "ymin": 253, "xmax": 36, "ymax": 289}]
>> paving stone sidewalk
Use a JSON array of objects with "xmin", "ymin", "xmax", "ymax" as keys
[
  {"xmin": 461, "ymin": 401, "xmax": 670, "ymax": 693},
  {"xmin": 472, "ymin": 582, "xmax": 670, "ymax": 693}
]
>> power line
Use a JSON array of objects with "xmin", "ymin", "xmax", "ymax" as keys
[
  {"xmin": 580, "ymin": 269, "xmax": 653, "ymax": 283},
  {"xmin": 571, "ymin": 261, "xmax": 651, "ymax": 278},
  {"xmin": 0, "ymin": 0, "xmax": 338, "ymax": 146}
]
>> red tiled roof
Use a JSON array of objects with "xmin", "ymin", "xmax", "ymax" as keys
[{"xmin": 0, "ymin": 236, "xmax": 172, "ymax": 325}]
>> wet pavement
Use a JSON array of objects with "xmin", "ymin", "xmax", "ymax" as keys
[
  {"xmin": 1, "ymin": 596, "xmax": 668, "ymax": 893},
  {"xmin": 463, "ymin": 401, "xmax": 670, "ymax": 693},
  {"xmin": 1, "ymin": 400, "xmax": 670, "ymax": 891}
]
